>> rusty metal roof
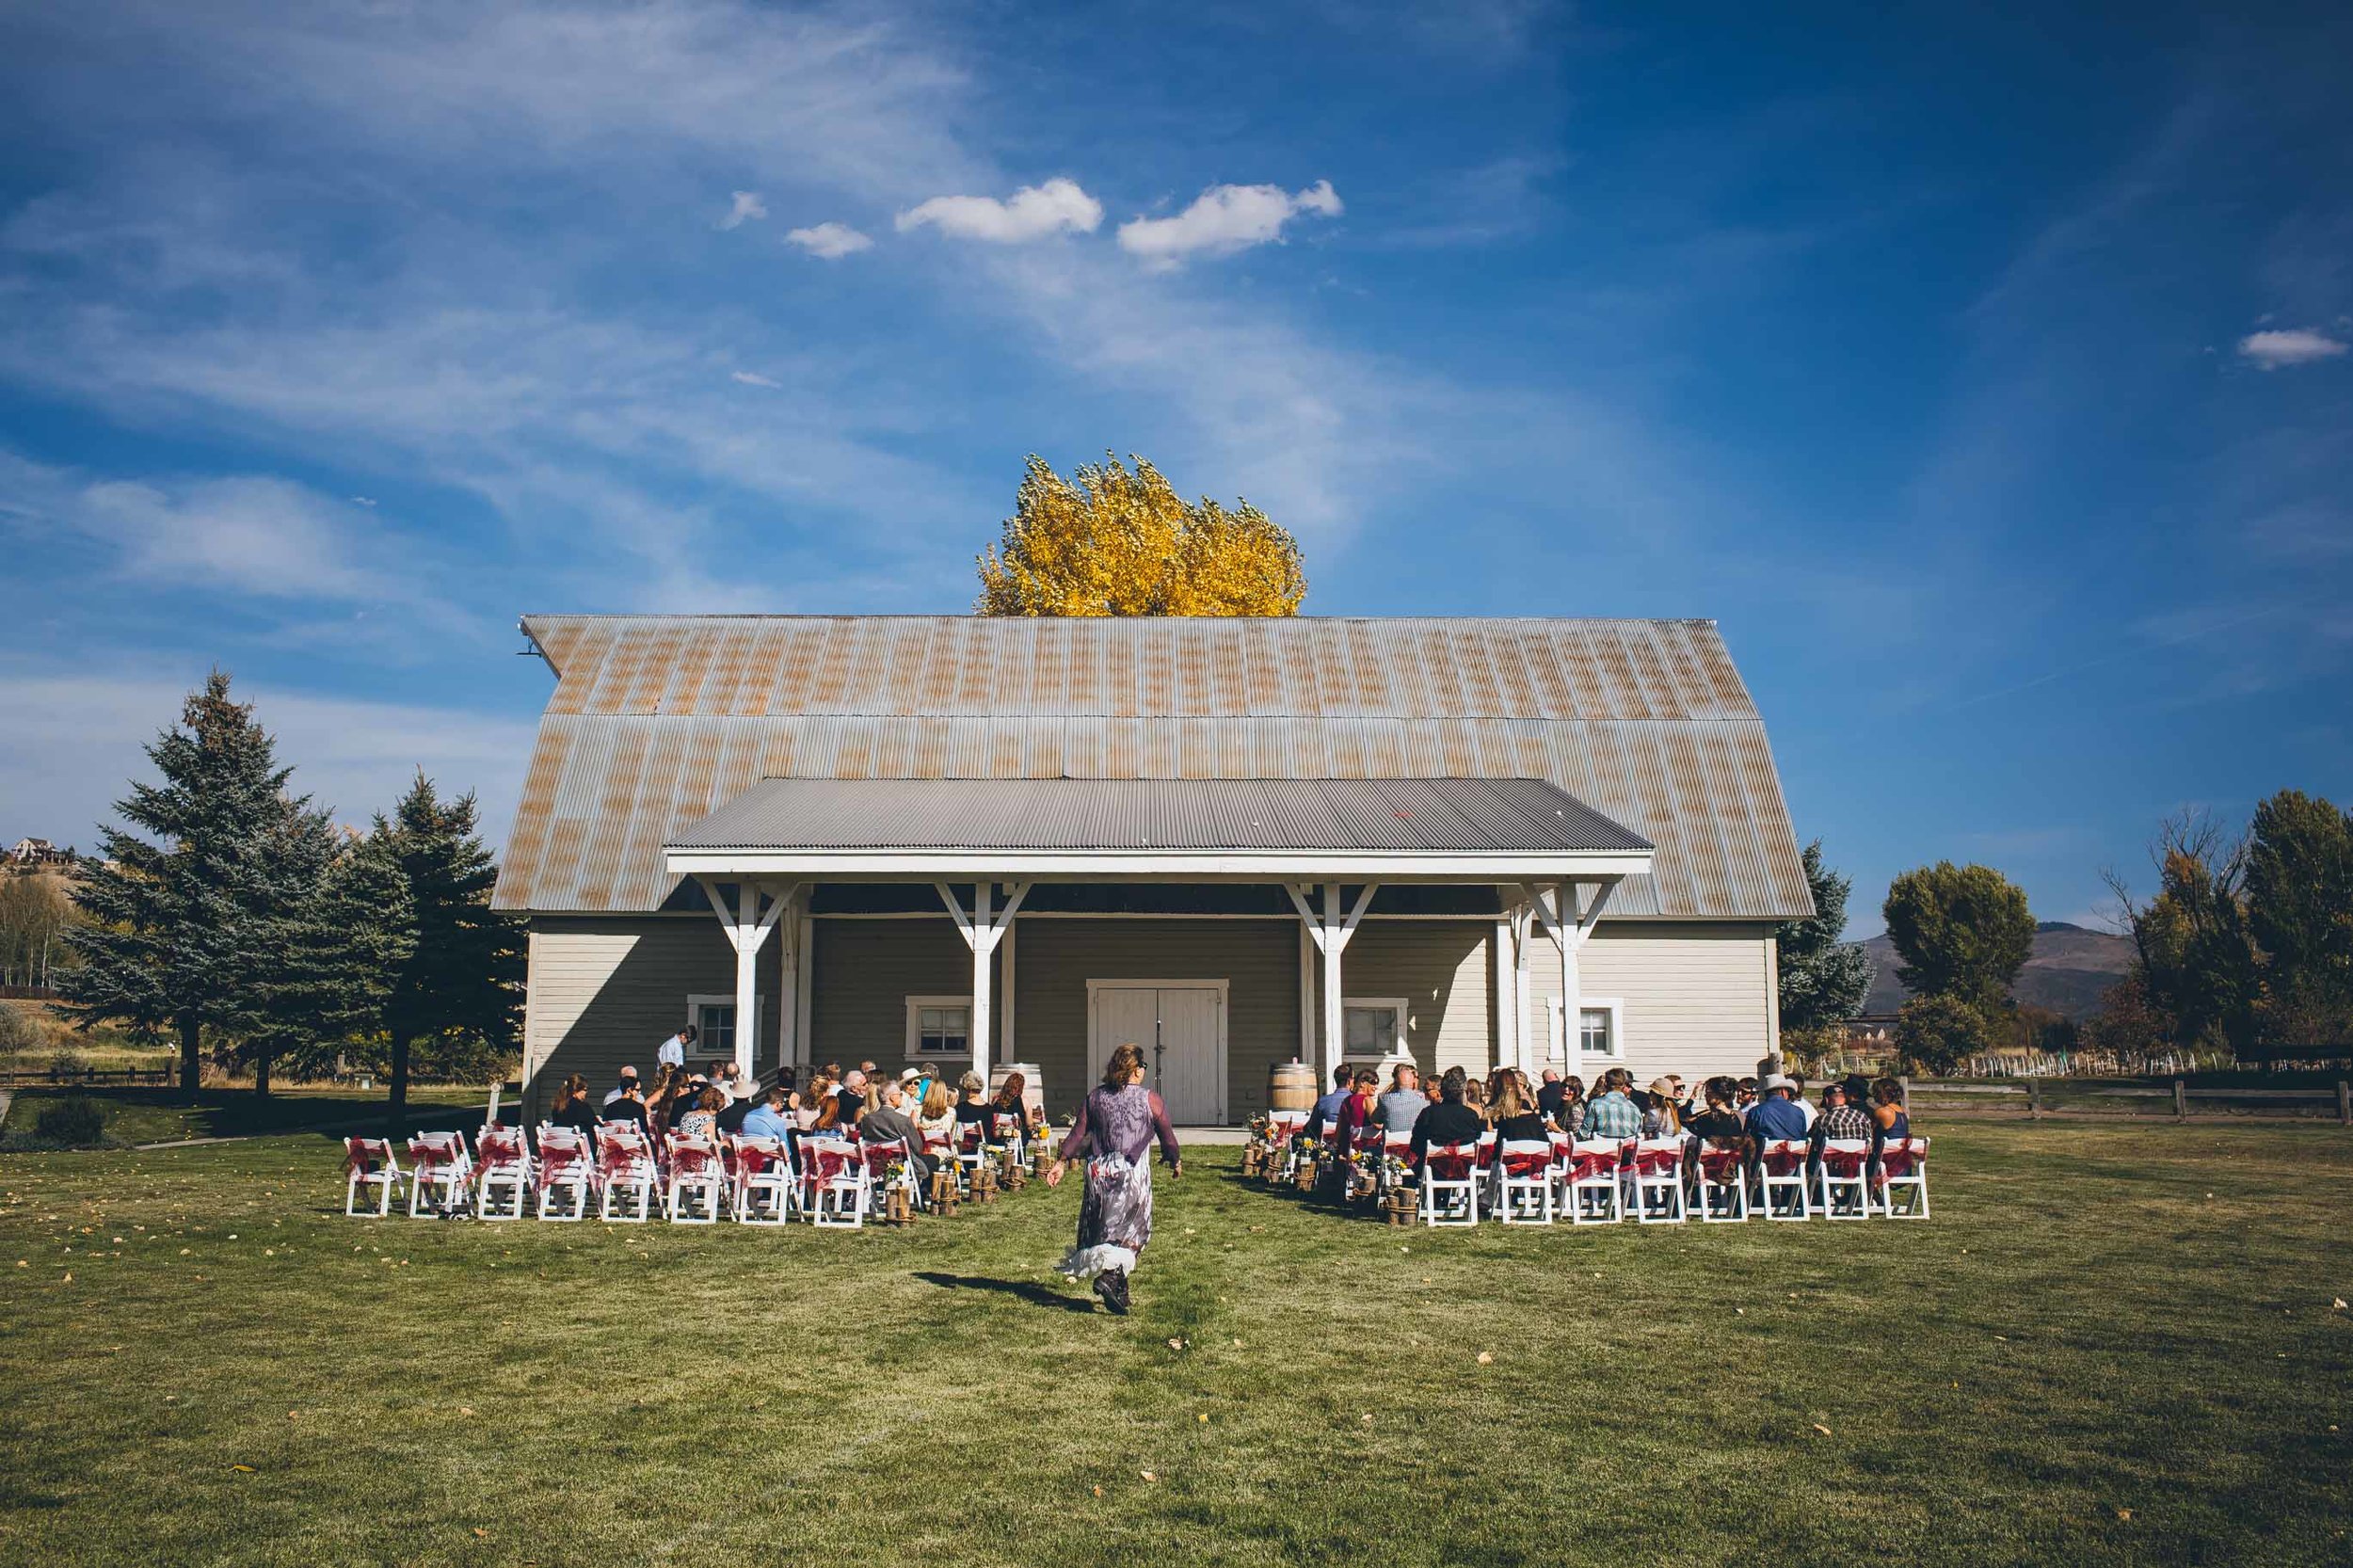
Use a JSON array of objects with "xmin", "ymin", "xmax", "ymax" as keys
[
  {"xmin": 496, "ymin": 616, "xmax": 1813, "ymax": 919},
  {"xmin": 671, "ymin": 777, "xmax": 1653, "ymax": 855}
]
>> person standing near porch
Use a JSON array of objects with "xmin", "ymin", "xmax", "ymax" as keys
[
  {"xmin": 1048, "ymin": 1043, "xmax": 1181, "ymax": 1316},
  {"xmin": 656, "ymin": 1024, "xmax": 696, "ymax": 1070}
]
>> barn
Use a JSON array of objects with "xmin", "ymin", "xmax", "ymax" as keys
[{"xmin": 492, "ymin": 616, "xmax": 1814, "ymax": 1121}]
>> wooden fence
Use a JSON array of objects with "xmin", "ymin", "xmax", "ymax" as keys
[
  {"xmin": 0, "ymin": 1066, "xmax": 176, "ymax": 1089},
  {"xmin": 1902, "ymin": 1077, "xmax": 2353, "ymax": 1124}
]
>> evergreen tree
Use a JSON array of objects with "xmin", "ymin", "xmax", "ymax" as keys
[
  {"xmin": 60, "ymin": 672, "xmax": 316, "ymax": 1102},
  {"xmin": 248, "ymin": 826, "xmax": 418, "ymax": 1094},
  {"xmin": 377, "ymin": 776, "xmax": 524, "ymax": 1124},
  {"xmin": 1774, "ymin": 840, "xmax": 1875, "ymax": 1038}
]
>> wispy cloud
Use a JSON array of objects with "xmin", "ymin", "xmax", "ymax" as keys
[
  {"xmin": 784, "ymin": 220, "xmax": 872, "ymax": 259},
  {"xmin": 717, "ymin": 190, "xmax": 767, "ymax": 230},
  {"xmin": 1117, "ymin": 180, "xmax": 1342, "ymax": 268},
  {"xmin": 897, "ymin": 179, "xmax": 1102, "ymax": 244},
  {"xmin": 729, "ymin": 369, "xmax": 781, "ymax": 388},
  {"xmin": 2237, "ymin": 327, "xmax": 2347, "ymax": 369}
]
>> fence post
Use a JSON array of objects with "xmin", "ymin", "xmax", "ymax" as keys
[
  {"xmin": 2339, "ymin": 1080, "xmax": 2349, "ymax": 1127},
  {"xmin": 2173, "ymin": 1078, "xmax": 2187, "ymax": 1122},
  {"xmin": 1897, "ymin": 1075, "xmax": 1911, "ymax": 1112},
  {"xmin": 2026, "ymin": 1079, "xmax": 2041, "ymax": 1121}
]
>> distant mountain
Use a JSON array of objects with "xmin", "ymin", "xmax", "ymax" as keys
[{"xmin": 1858, "ymin": 921, "xmax": 2133, "ymax": 1020}]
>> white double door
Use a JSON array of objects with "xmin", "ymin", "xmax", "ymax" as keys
[{"xmin": 1088, "ymin": 982, "xmax": 1226, "ymax": 1126}]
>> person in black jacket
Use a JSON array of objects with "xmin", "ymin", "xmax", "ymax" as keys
[{"xmin": 1409, "ymin": 1066, "xmax": 1484, "ymax": 1175}]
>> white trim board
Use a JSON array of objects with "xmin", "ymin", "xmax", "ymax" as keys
[{"xmin": 668, "ymin": 849, "xmax": 1651, "ymax": 883}]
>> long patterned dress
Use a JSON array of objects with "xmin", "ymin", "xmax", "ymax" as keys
[{"xmin": 1055, "ymin": 1083, "xmax": 1181, "ymax": 1280}]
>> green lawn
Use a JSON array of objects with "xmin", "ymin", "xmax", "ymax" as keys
[
  {"xmin": 0, "ymin": 1085, "xmax": 490, "ymax": 1146},
  {"xmin": 1, "ymin": 1124, "xmax": 2347, "ymax": 1567}
]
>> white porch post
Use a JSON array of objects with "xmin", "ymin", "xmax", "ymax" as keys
[
  {"xmin": 936, "ymin": 880, "xmax": 1031, "ymax": 1085},
  {"xmin": 1285, "ymin": 881, "xmax": 1379, "ymax": 1086},
  {"xmin": 1524, "ymin": 877, "xmax": 1619, "ymax": 1089},
  {"xmin": 1492, "ymin": 915, "xmax": 1514, "ymax": 1072},
  {"xmin": 697, "ymin": 876, "xmax": 796, "ymax": 1080},
  {"xmin": 773, "ymin": 884, "xmax": 803, "ymax": 1072},
  {"xmin": 1510, "ymin": 903, "xmax": 1535, "ymax": 1072},
  {"xmin": 999, "ymin": 902, "xmax": 1016, "ymax": 1063}
]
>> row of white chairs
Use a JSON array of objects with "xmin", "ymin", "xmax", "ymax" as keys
[{"xmin": 344, "ymin": 1121, "xmax": 1032, "ymax": 1229}]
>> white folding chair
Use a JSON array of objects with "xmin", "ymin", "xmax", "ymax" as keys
[
  {"xmin": 343, "ymin": 1137, "xmax": 401, "ymax": 1217},
  {"xmin": 596, "ymin": 1126, "xmax": 659, "ymax": 1222},
  {"xmin": 664, "ymin": 1135, "xmax": 725, "ymax": 1223},
  {"xmin": 954, "ymin": 1123, "xmax": 989, "ymax": 1193},
  {"xmin": 1564, "ymin": 1139, "xmax": 1625, "ymax": 1224},
  {"xmin": 534, "ymin": 1126, "xmax": 594, "ymax": 1220},
  {"xmin": 731, "ymin": 1135, "xmax": 795, "ymax": 1224},
  {"xmin": 1817, "ymin": 1139, "xmax": 1871, "ymax": 1220},
  {"xmin": 473, "ymin": 1126, "xmax": 531, "ymax": 1221},
  {"xmin": 1692, "ymin": 1141, "xmax": 1749, "ymax": 1223},
  {"xmin": 1757, "ymin": 1139, "xmax": 1812, "ymax": 1221},
  {"xmin": 1629, "ymin": 1138, "xmax": 1687, "ymax": 1224},
  {"xmin": 989, "ymin": 1111, "xmax": 1027, "ymax": 1167},
  {"xmin": 1421, "ymin": 1143, "xmax": 1481, "ymax": 1226},
  {"xmin": 801, "ymin": 1138, "xmax": 867, "ymax": 1228},
  {"xmin": 1266, "ymin": 1112, "xmax": 1308, "ymax": 1181},
  {"xmin": 1496, "ymin": 1138, "xmax": 1556, "ymax": 1224},
  {"xmin": 861, "ymin": 1138, "xmax": 920, "ymax": 1214},
  {"xmin": 404, "ymin": 1131, "xmax": 471, "ymax": 1216},
  {"xmin": 1874, "ymin": 1135, "xmax": 1930, "ymax": 1219}
]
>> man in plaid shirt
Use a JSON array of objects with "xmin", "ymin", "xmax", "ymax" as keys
[
  {"xmin": 1810, "ymin": 1081, "xmax": 1873, "ymax": 1149},
  {"xmin": 1577, "ymin": 1067, "xmax": 1644, "ymax": 1140}
]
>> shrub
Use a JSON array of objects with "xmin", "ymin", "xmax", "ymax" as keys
[
  {"xmin": 0, "ymin": 1003, "xmax": 35, "ymax": 1052},
  {"xmin": 48, "ymin": 1048, "xmax": 92, "ymax": 1076},
  {"xmin": 32, "ymin": 1096, "xmax": 105, "ymax": 1146},
  {"xmin": 1894, "ymin": 994, "xmax": 1994, "ymax": 1076}
]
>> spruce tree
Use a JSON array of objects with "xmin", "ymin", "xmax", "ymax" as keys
[
  {"xmin": 377, "ymin": 776, "xmax": 524, "ymax": 1124},
  {"xmin": 62, "ymin": 672, "xmax": 313, "ymax": 1101},
  {"xmin": 249, "ymin": 825, "xmax": 418, "ymax": 1095},
  {"xmin": 1774, "ymin": 840, "xmax": 1875, "ymax": 1038}
]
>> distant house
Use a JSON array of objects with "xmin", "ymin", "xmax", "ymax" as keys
[
  {"xmin": 6, "ymin": 838, "xmax": 74, "ymax": 869},
  {"xmin": 494, "ymin": 616, "xmax": 1816, "ymax": 1122}
]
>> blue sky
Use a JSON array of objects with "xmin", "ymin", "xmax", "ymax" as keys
[{"xmin": 2, "ymin": 0, "xmax": 2347, "ymax": 936}]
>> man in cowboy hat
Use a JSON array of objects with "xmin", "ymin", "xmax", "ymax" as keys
[{"xmin": 1745, "ymin": 1072, "xmax": 1809, "ymax": 1144}]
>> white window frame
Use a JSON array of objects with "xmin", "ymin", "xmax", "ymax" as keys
[
  {"xmin": 1543, "ymin": 995, "xmax": 1626, "ymax": 1062},
  {"xmin": 904, "ymin": 995, "xmax": 975, "ymax": 1064},
  {"xmin": 684, "ymin": 994, "xmax": 763, "ymax": 1062},
  {"xmin": 1340, "ymin": 996, "xmax": 1412, "ymax": 1064}
]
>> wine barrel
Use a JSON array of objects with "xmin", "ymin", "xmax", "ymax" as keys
[
  {"xmin": 988, "ymin": 1062, "xmax": 1047, "ymax": 1121},
  {"xmin": 1269, "ymin": 1060, "xmax": 1317, "ymax": 1112}
]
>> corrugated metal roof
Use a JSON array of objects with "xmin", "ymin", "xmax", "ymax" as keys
[
  {"xmin": 497, "ymin": 616, "xmax": 1814, "ymax": 919},
  {"xmin": 671, "ymin": 777, "xmax": 1652, "ymax": 855}
]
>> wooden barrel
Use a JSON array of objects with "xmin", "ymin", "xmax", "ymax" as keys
[
  {"xmin": 1270, "ymin": 1060, "xmax": 1317, "ymax": 1112},
  {"xmin": 989, "ymin": 1062, "xmax": 1047, "ymax": 1121}
]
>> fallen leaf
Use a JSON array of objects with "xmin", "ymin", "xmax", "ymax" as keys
[
  {"xmin": 1361, "ymin": 1414, "xmax": 1375, "ymax": 1424},
  {"xmin": 2115, "ymin": 1509, "xmax": 2131, "ymax": 1522},
  {"xmin": 472, "ymin": 1528, "xmax": 489, "ymax": 1539},
  {"xmin": 1167, "ymin": 1337, "xmax": 1186, "ymax": 1352},
  {"xmin": 1231, "ymin": 1338, "xmax": 1244, "ymax": 1348},
  {"xmin": 2334, "ymin": 1298, "xmax": 2347, "ymax": 1311},
  {"xmin": 229, "ymin": 1464, "xmax": 256, "ymax": 1473},
  {"xmin": 1811, "ymin": 1423, "xmax": 1833, "ymax": 1437},
  {"xmin": 457, "ymin": 1405, "xmax": 474, "ymax": 1416},
  {"xmin": 1198, "ymin": 1413, "xmax": 1210, "ymax": 1423},
  {"xmin": 1735, "ymin": 1308, "xmax": 1745, "ymax": 1316},
  {"xmin": 1139, "ymin": 1470, "xmax": 1156, "ymax": 1482},
  {"xmin": 1092, "ymin": 1486, "xmax": 1103, "ymax": 1497},
  {"xmin": 1476, "ymin": 1352, "xmax": 1494, "ymax": 1365}
]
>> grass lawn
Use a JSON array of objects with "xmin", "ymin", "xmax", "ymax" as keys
[
  {"xmin": 0, "ymin": 1085, "xmax": 490, "ymax": 1146},
  {"xmin": 1, "ymin": 1124, "xmax": 2348, "ymax": 1567}
]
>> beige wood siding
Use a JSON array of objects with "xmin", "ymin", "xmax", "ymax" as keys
[
  {"xmin": 523, "ymin": 916, "xmax": 753, "ymax": 1117},
  {"xmin": 1310, "ymin": 920, "xmax": 1492, "ymax": 1080},
  {"xmin": 1014, "ymin": 918, "xmax": 1298, "ymax": 1121},
  {"xmin": 1574, "ymin": 921, "xmax": 1778, "ymax": 1080},
  {"xmin": 808, "ymin": 917, "xmax": 976, "ymax": 1068}
]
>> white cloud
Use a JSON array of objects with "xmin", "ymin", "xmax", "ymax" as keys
[
  {"xmin": 1117, "ymin": 180, "xmax": 1342, "ymax": 267},
  {"xmin": 2237, "ymin": 328, "xmax": 2348, "ymax": 369},
  {"xmin": 896, "ymin": 178, "xmax": 1101, "ymax": 244},
  {"xmin": 784, "ymin": 220, "xmax": 872, "ymax": 259},
  {"xmin": 718, "ymin": 189, "xmax": 767, "ymax": 230},
  {"xmin": 730, "ymin": 369, "xmax": 781, "ymax": 388}
]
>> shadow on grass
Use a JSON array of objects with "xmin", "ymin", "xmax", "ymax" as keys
[{"xmin": 913, "ymin": 1270, "xmax": 1098, "ymax": 1314}]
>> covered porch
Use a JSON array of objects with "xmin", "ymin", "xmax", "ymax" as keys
[{"xmin": 662, "ymin": 778, "xmax": 1654, "ymax": 1118}]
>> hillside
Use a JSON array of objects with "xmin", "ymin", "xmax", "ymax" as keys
[{"xmin": 1860, "ymin": 921, "xmax": 2133, "ymax": 1020}]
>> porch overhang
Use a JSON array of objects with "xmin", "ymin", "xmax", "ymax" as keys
[{"xmin": 664, "ymin": 847, "xmax": 1654, "ymax": 883}]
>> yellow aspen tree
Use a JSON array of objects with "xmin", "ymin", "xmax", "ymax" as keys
[{"xmin": 976, "ymin": 454, "xmax": 1306, "ymax": 616}]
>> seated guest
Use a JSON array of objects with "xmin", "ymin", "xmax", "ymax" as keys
[
  {"xmin": 1641, "ymin": 1078, "xmax": 1683, "ymax": 1140},
  {"xmin": 1408, "ymin": 1067, "xmax": 1485, "ymax": 1174},
  {"xmin": 738, "ymin": 1081, "xmax": 798, "ymax": 1148},
  {"xmin": 548, "ymin": 1073, "xmax": 600, "ymax": 1134},
  {"xmin": 1744, "ymin": 1073, "xmax": 1809, "ymax": 1144},
  {"xmin": 915, "ymin": 1080, "xmax": 957, "ymax": 1146},
  {"xmin": 1869, "ymin": 1077, "xmax": 1911, "ymax": 1147},
  {"xmin": 1336, "ymin": 1065, "xmax": 1381, "ymax": 1154},
  {"xmin": 1374, "ymin": 1062, "xmax": 1426, "ymax": 1144},
  {"xmin": 600, "ymin": 1065, "xmax": 640, "ymax": 1108},
  {"xmin": 1810, "ymin": 1080, "xmax": 1872, "ymax": 1151},
  {"xmin": 1462, "ymin": 1078, "xmax": 1487, "ymax": 1117},
  {"xmin": 1303, "ymin": 1062, "xmax": 1356, "ymax": 1142},
  {"xmin": 1735, "ymin": 1077, "xmax": 1759, "ymax": 1119},
  {"xmin": 600, "ymin": 1076, "xmax": 650, "ymax": 1129},
  {"xmin": 1683, "ymin": 1077, "xmax": 1746, "ymax": 1143},
  {"xmin": 1489, "ymin": 1075, "xmax": 1548, "ymax": 1144},
  {"xmin": 1550, "ymin": 1074, "xmax": 1587, "ymax": 1133},
  {"xmin": 1535, "ymin": 1067, "xmax": 1567, "ymax": 1122},
  {"xmin": 857, "ymin": 1080, "xmax": 932, "ymax": 1184},
  {"xmin": 910, "ymin": 1060, "xmax": 940, "ymax": 1103},
  {"xmin": 715, "ymin": 1078, "xmax": 761, "ymax": 1136},
  {"xmin": 1787, "ymin": 1073, "xmax": 1817, "ymax": 1130},
  {"xmin": 1577, "ymin": 1068, "xmax": 1643, "ymax": 1140},
  {"xmin": 953, "ymin": 1072, "xmax": 995, "ymax": 1144},
  {"xmin": 796, "ymin": 1073, "xmax": 835, "ymax": 1132},
  {"xmin": 674, "ymin": 1087, "xmax": 724, "ymax": 1141},
  {"xmin": 833, "ymin": 1069, "xmax": 870, "ymax": 1129},
  {"xmin": 990, "ymin": 1071, "xmax": 1038, "ymax": 1139}
]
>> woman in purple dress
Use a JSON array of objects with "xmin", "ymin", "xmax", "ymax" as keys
[{"xmin": 1047, "ymin": 1042, "xmax": 1182, "ymax": 1315}]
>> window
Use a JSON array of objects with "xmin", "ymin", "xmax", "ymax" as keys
[
  {"xmin": 684, "ymin": 995, "xmax": 761, "ymax": 1061},
  {"xmin": 1544, "ymin": 996, "xmax": 1625, "ymax": 1061},
  {"xmin": 904, "ymin": 996, "xmax": 973, "ymax": 1061},
  {"xmin": 1342, "ymin": 998, "xmax": 1410, "ymax": 1060}
]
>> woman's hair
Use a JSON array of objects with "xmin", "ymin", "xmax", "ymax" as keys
[
  {"xmin": 960, "ymin": 1071, "xmax": 985, "ymax": 1096},
  {"xmin": 1704, "ymin": 1075, "xmax": 1737, "ymax": 1108},
  {"xmin": 993, "ymin": 1070, "xmax": 1027, "ymax": 1110},
  {"xmin": 697, "ymin": 1087, "xmax": 724, "ymax": 1113},
  {"xmin": 1561, "ymin": 1075, "xmax": 1586, "ymax": 1099},
  {"xmin": 1651, "ymin": 1098, "xmax": 1682, "ymax": 1137},
  {"xmin": 920, "ymin": 1080, "xmax": 951, "ymax": 1121},
  {"xmin": 1491, "ymin": 1076, "xmax": 1524, "ymax": 1121},
  {"xmin": 1871, "ymin": 1077, "xmax": 1903, "ymax": 1108},
  {"xmin": 1604, "ymin": 1067, "xmax": 1634, "ymax": 1094},
  {"xmin": 1352, "ymin": 1066, "xmax": 1378, "ymax": 1091},
  {"xmin": 1103, "ymin": 1043, "xmax": 1146, "ymax": 1088},
  {"xmin": 562, "ymin": 1073, "xmax": 587, "ymax": 1101},
  {"xmin": 811, "ymin": 1090, "xmax": 843, "ymax": 1130},
  {"xmin": 1462, "ymin": 1079, "xmax": 1485, "ymax": 1109}
]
